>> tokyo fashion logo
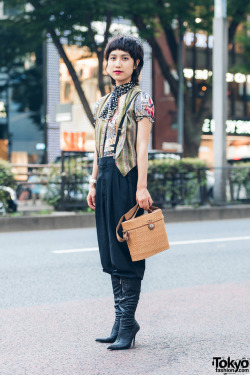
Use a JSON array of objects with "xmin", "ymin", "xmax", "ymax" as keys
[{"xmin": 212, "ymin": 357, "xmax": 250, "ymax": 373}]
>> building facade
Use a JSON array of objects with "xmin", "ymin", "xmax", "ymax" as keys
[{"xmin": 153, "ymin": 29, "xmax": 250, "ymax": 165}]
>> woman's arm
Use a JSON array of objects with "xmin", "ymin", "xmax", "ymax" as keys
[
  {"xmin": 87, "ymin": 149, "xmax": 99, "ymax": 210},
  {"xmin": 91, "ymin": 149, "xmax": 99, "ymax": 181},
  {"xmin": 136, "ymin": 117, "xmax": 153, "ymax": 211}
]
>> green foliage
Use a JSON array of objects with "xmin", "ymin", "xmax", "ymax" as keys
[
  {"xmin": 3, "ymin": 0, "xmax": 122, "ymax": 49},
  {"xmin": 148, "ymin": 158, "xmax": 207, "ymax": 207},
  {"xmin": 12, "ymin": 65, "xmax": 43, "ymax": 128},
  {"xmin": 0, "ymin": 159, "xmax": 16, "ymax": 187},
  {"xmin": 0, "ymin": 159, "xmax": 16, "ymax": 209},
  {"xmin": 42, "ymin": 165, "xmax": 61, "ymax": 209},
  {"xmin": 0, "ymin": 15, "xmax": 43, "ymax": 128},
  {"xmin": 43, "ymin": 161, "xmax": 89, "ymax": 210},
  {"xmin": 230, "ymin": 22, "xmax": 250, "ymax": 74},
  {"xmin": 229, "ymin": 162, "xmax": 250, "ymax": 199},
  {"xmin": 0, "ymin": 18, "xmax": 41, "ymax": 70},
  {"xmin": 3, "ymin": 0, "xmax": 250, "ymax": 160}
]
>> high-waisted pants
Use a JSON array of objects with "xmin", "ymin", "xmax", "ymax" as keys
[{"xmin": 95, "ymin": 156, "xmax": 145, "ymax": 280}]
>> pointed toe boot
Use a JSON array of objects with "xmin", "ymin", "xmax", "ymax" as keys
[
  {"xmin": 107, "ymin": 278, "xmax": 141, "ymax": 350},
  {"xmin": 96, "ymin": 275, "xmax": 122, "ymax": 343}
]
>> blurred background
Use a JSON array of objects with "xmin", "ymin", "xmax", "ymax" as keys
[
  {"xmin": 1, "ymin": 2, "xmax": 250, "ymax": 373},
  {"xmin": 0, "ymin": 0, "xmax": 250, "ymax": 215}
]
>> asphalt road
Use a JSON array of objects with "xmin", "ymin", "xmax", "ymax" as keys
[{"xmin": 0, "ymin": 218, "xmax": 249, "ymax": 375}]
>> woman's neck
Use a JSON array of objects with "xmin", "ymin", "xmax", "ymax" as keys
[{"xmin": 115, "ymin": 78, "xmax": 132, "ymax": 86}]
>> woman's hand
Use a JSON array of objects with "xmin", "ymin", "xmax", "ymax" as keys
[
  {"xmin": 136, "ymin": 187, "xmax": 153, "ymax": 211},
  {"xmin": 87, "ymin": 184, "xmax": 96, "ymax": 210}
]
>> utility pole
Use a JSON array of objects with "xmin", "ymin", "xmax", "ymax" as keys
[
  {"xmin": 212, "ymin": 0, "xmax": 228, "ymax": 204},
  {"xmin": 42, "ymin": 38, "xmax": 48, "ymax": 164},
  {"xmin": 6, "ymin": 74, "xmax": 11, "ymax": 160},
  {"xmin": 178, "ymin": 17, "xmax": 184, "ymax": 155}
]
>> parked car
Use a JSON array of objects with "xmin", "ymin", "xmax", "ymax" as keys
[
  {"xmin": 148, "ymin": 150, "xmax": 181, "ymax": 161},
  {"xmin": 55, "ymin": 150, "xmax": 181, "ymax": 164},
  {"xmin": 227, "ymin": 157, "xmax": 250, "ymax": 165},
  {"xmin": 0, "ymin": 186, "xmax": 18, "ymax": 213},
  {"xmin": 54, "ymin": 152, "xmax": 94, "ymax": 165}
]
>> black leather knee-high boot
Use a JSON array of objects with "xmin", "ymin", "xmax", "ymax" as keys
[
  {"xmin": 95, "ymin": 275, "xmax": 122, "ymax": 343},
  {"xmin": 107, "ymin": 278, "xmax": 141, "ymax": 350}
]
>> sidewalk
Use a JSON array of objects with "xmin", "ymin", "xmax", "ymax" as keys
[
  {"xmin": 17, "ymin": 199, "xmax": 54, "ymax": 214},
  {"xmin": 1, "ymin": 281, "xmax": 249, "ymax": 374},
  {"xmin": 1, "ymin": 203, "xmax": 250, "ymax": 232}
]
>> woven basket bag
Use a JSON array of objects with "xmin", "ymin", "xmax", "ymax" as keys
[{"xmin": 116, "ymin": 204, "xmax": 170, "ymax": 261}]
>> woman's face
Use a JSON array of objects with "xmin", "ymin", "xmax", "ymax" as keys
[{"xmin": 107, "ymin": 49, "xmax": 139, "ymax": 86}]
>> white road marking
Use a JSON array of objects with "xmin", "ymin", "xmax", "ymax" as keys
[
  {"xmin": 53, "ymin": 247, "xmax": 99, "ymax": 254},
  {"xmin": 52, "ymin": 236, "xmax": 250, "ymax": 254},
  {"xmin": 171, "ymin": 236, "xmax": 250, "ymax": 245}
]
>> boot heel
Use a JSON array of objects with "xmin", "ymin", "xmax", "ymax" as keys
[
  {"xmin": 132, "ymin": 336, "xmax": 135, "ymax": 347},
  {"xmin": 96, "ymin": 275, "xmax": 122, "ymax": 344},
  {"xmin": 107, "ymin": 278, "xmax": 142, "ymax": 350}
]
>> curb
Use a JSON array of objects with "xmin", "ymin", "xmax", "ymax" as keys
[
  {"xmin": 162, "ymin": 204, "xmax": 250, "ymax": 222},
  {"xmin": 1, "ymin": 205, "xmax": 250, "ymax": 233}
]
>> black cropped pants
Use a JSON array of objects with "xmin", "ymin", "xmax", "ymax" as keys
[{"xmin": 95, "ymin": 156, "xmax": 145, "ymax": 280}]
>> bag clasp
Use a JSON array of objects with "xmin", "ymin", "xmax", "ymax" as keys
[{"xmin": 148, "ymin": 220, "xmax": 155, "ymax": 230}]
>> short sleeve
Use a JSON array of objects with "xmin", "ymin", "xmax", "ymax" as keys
[{"xmin": 134, "ymin": 92, "xmax": 155, "ymax": 124}]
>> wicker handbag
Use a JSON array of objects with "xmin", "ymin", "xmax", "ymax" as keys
[{"xmin": 116, "ymin": 204, "xmax": 170, "ymax": 261}]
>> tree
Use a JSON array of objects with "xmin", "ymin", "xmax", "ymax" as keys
[
  {"xmin": 231, "ymin": 22, "xmax": 250, "ymax": 74},
  {"xmin": 0, "ymin": 19, "xmax": 44, "ymax": 129},
  {"xmin": 12, "ymin": 65, "xmax": 43, "ymax": 128},
  {"xmin": 123, "ymin": 0, "xmax": 250, "ymax": 156},
  {"xmin": 3, "ymin": 0, "xmax": 123, "ymax": 125},
  {"xmin": 3, "ymin": 0, "xmax": 250, "ymax": 156}
]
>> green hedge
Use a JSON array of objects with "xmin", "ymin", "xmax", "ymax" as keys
[
  {"xmin": 0, "ymin": 159, "xmax": 16, "ymax": 187},
  {"xmin": 44, "ymin": 160, "xmax": 89, "ymax": 210},
  {"xmin": 0, "ymin": 159, "xmax": 16, "ymax": 209},
  {"xmin": 229, "ymin": 162, "xmax": 250, "ymax": 200},
  {"xmin": 42, "ymin": 165, "xmax": 62, "ymax": 209},
  {"xmin": 148, "ymin": 158, "xmax": 207, "ymax": 207},
  {"xmin": 44, "ymin": 158, "xmax": 208, "ymax": 210}
]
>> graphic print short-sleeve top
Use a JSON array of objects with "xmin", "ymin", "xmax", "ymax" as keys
[{"xmin": 93, "ymin": 91, "xmax": 154, "ymax": 157}]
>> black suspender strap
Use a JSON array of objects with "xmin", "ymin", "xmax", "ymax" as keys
[{"xmin": 112, "ymin": 91, "xmax": 141, "ymax": 157}]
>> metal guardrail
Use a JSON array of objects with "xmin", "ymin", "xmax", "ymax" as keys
[
  {"xmin": 10, "ymin": 157, "xmax": 250, "ymax": 210},
  {"xmin": 11, "ymin": 163, "xmax": 60, "ymax": 202},
  {"xmin": 148, "ymin": 165, "xmax": 250, "ymax": 208},
  {"xmin": 60, "ymin": 151, "xmax": 92, "ymax": 210},
  {"xmin": 59, "ymin": 152, "xmax": 250, "ymax": 210}
]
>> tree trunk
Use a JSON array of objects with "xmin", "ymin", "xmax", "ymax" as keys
[
  {"xmin": 30, "ymin": 0, "xmax": 94, "ymax": 125},
  {"xmin": 183, "ymin": 108, "xmax": 201, "ymax": 157},
  {"xmin": 133, "ymin": 15, "xmax": 178, "ymax": 101},
  {"xmin": 49, "ymin": 29, "xmax": 94, "ymax": 125},
  {"xmin": 183, "ymin": 87, "xmax": 212, "ymax": 157},
  {"xmin": 97, "ymin": 51, "xmax": 106, "ymax": 97}
]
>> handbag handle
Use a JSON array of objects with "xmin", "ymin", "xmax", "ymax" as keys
[{"xmin": 116, "ymin": 203, "xmax": 159, "ymax": 242}]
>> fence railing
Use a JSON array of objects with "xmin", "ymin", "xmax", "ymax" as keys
[
  {"xmin": 147, "ymin": 166, "xmax": 250, "ymax": 208},
  {"xmin": 11, "ymin": 163, "xmax": 60, "ymax": 202},
  {"xmin": 60, "ymin": 151, "xmax": 92, "ymax": 211},
  {"xmin": 10, "ymin": 156, "xmax": 250, "ymax": 211},
  {"xmin": 58, "ymin": 152, "xmax": 250, "ymax": 209}
]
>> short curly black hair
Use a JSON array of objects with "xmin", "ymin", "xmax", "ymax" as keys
[{"xmin": 104, "ymin": 35, "xmax": 144, "ymax": 85}]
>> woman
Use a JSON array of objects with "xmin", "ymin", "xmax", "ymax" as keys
[{"xmin": 87, "ymin": 35, "xmax": 154, "ymax": 350}]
